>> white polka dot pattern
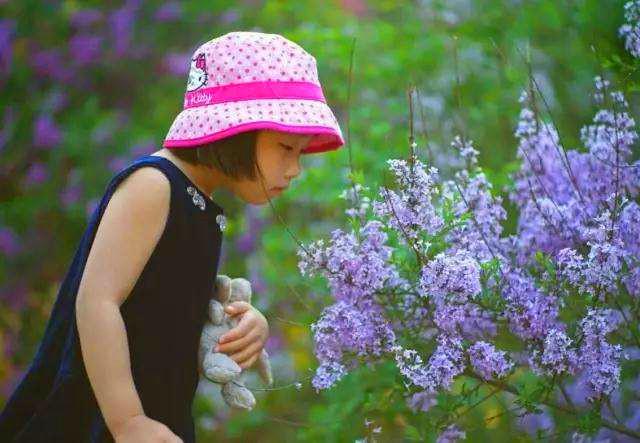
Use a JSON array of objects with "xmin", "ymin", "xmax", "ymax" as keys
[{"xmin": 163, "ymin": 31, "xmax": 345, "ymax": 154}]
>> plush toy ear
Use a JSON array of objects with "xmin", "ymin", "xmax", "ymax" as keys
[
  {"xmin": 214, "ymin": 274, "xmax": 232, "ymax": 303},
  {"xmin": 229, "ymin": 278, "xmax": 252, "ymax": 304}
]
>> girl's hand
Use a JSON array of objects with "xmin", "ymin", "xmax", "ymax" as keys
[
  {"xmin": 112, "ymin": 413, "xmax": 183, "ymax": 443},
  {"xmin": 215, "ymin": 301, "xmax": 269, "ymax": 370}
]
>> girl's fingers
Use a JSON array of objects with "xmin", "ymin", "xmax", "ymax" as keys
[
  {"xmin": 216, "ymin": 328, "xmax": 260, "ymax": 354},
  {"xmin": 219, "ymin": 313, "xmax": 255, "ymax": 344},
  {"xmin": 225, "ymin": 301, "xmax": 251, "ymax": 316},
  {"xmin": 231, "ymin": 341, "xmax": 263, "ymax": 365},
  {"xmin": 238, "ymin": 352, "xmax": 260, "ymax": 370}
]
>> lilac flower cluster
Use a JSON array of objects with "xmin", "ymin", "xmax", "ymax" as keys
[
  {"xmin": 467, "ymin": 341, "xmax": 513, "ymax": 380},
  {"xmin": 442, "ymin": 136, "xmax": 508, "ymax": 263},
  {"xmin": 393, "ymin": 335, "xmax": 465, "ymax": 393},
  {"xmin": 418, "ymin": 250, "xmax": 492, "ymax": 336},
  {"xmin": 370, "ymin": 157, "xmax": 444, "ymax": 245},
  {"xmin": 529, "ymin": 328, "xmax": 578, "ymax": 377},
  {"xmin": 298, "ymin": 220, "xmax": 402, "ymax": 307},
  {"xmin": 619, "ymin": 1, "xmax": 640, "ymax": 58},
  {"xmin": 297, "ymin": 219, "xmax": 404, "ymax": 391},
  {"xmin": 298, "ymin": 7, "xmax": 640, "ymax": 439},
  {"xmin": 577, "ymin": 309, "xmax": 625, "ymax": 401}
]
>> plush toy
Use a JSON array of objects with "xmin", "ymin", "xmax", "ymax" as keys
[{"xmin": 198, "ymin": 274, "xmax": 274, "ymax": 410}]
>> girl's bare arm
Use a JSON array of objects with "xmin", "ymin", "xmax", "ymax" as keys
[{"xmin": 75, "ymin": 167, "xmax": 171, "ymax": 437}]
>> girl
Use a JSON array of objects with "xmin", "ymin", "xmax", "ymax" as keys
[{"xmin": 0, "ymin": 31, "xmax": 344, "ymax": 442}]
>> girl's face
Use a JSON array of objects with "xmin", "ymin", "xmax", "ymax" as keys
[{"xmin": 228, "ymin": 129, "xmax": 314, "ymax": 205}]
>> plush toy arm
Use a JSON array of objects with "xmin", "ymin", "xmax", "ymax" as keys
[
  {"xmin": 256, "ymin": 349, "xmax": 274, "ymax": 386},
  {"xmin": 207, "ymin": 298, "xmax": 225, "ymax": 325}
]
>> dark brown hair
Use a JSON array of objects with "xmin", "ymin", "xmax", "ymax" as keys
[{"xmin": 170, "ymin": 130, "xmax": 259, "ymax": 181}]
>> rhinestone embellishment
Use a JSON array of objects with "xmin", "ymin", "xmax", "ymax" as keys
[
  {"xmin": 215, "ymin": 214, "xmax": 227, "ymax": 231},
  {"xmin": 186, "ymin": 186, "xmax": 206, "ymax": 211}
]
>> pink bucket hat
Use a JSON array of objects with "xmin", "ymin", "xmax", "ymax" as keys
[{"xmin": 162, "ymin": 31, "xmax": 345, "ymax": 154}]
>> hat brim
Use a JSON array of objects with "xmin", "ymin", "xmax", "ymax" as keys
[{"xmin": 163, "ymin": 98, "xmax": 345, "ymax": 154}]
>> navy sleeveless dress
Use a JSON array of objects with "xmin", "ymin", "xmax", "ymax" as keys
[{"xmin": 0, "ymin": 154, "xmax": 225, "ymax": 442}]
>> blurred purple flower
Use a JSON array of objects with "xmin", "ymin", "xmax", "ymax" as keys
[
  {"xmin": 406, "ymin": 390, "xmax": 437, "ymax": 413},
  {"xmin": 0, "ymin": 226, "xmax": 21, "ymax": 257},
  {"xmin": 32, "ymin": 114, "xmax": 62, "ymax": 149},
  {"xmin": 264, "ymin": 332, "xmax": 284, "ymax": 354},
  {"xmin": 237, "ymin": 205, "xmax": 268, "ymax": 254},
  {"xmin": 436, "ymin": 424, "xmax": 465, "ymax": 443},
  {"xmin": 620, "ymin": 1, "xmax": 640, "ymax": 58},
  {"xmin": 517, "ymin": 409, "xmax": 554, "ymax": 437},
  {"xmin": 129, "ymin": 140, "xmax": 155, "ymax": 158},
  {"xmin": 70, "ymin": 8, "xmax": 103, "ymax": 29},
  {"xmin": 108, "ymin": 3, "xmax": 137, "ymax": 57},
  {"xmin": 0, "ymin": 281, "xmax": 28, "ymax": 311},
  {"xmin": 154, "ymin": 2, "xmax": 182, "ymax": 22},
  {"xmin": 23, "ymin": 162, "xmax": 49, "ymax": 187},
  {"xmin": 162, "ymin": 51, "xmax": 190, "ymax": 77},
  {"xmin": 0, "ymin": 19, "xmax": 16, "ymax": 78},
  {"xmin": 69, "ymin": 33, "xmax": 103, "ymax": 66},
  {"xmin": 219, "ymin": 8, "xmax": 240, "ymax": 24},
  {"xmin": 108, "ymin": 155, "xmax": 128, "ymax": 173},
  {"xmin": 0, "ymin": 105, "xmax": 15, "ymax": 152},
  {"xmin": 85, "ymin": 197, "xmax": 99, "ymax": 219},
  {"xmin": 29, "ymin": 48, "xmax": 73, "ymax": 83},
  {"xmin": 59, "ymin": 183, "xmax": 83, "ymax": 209}
]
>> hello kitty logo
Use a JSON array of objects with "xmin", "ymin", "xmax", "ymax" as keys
[{"xmin": 186, "ymin": 53, "xmax": 208, "ymax": 92}]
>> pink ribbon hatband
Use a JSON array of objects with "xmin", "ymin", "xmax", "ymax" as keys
[{"xmin": 183, "ymin": 81, "xmax": 326, "ymax": 109}]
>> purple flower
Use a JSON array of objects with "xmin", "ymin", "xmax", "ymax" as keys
[
  {"xmin": 29, "ymin": 48, "xmax": 74, "ymax": 83},
  {"xmin": 60, "ymin": 184, "xmax": 83, "ymax": 208},
  {"xmin": 85, "ymin": 197, "xmax": 99, "ymax": 219},
  {"xmin": 517, "ymin": 408, "xmax": 554, "ymax": 437},
  {"xmin": 108, "ymin": 156, "xmax": 128, "ymax": 173},
  {"xmin": 0, "ymin": 281, "xmax": 28, "ymax": 311},
  {"xmin": 393, "ymin": 334, "xmax": 465, "ymax": 393},
  {"xmin": 108, "ymin": 3, "xmax": 138, "ymax": 57},
  {"xmin": 129, "ymin": 141, "xmax": 155, "ymax": 158},
  {"xmin": 419, "ymin": 250, "xmax": 481, "ymax": 302},
  {"xmin": 162, "ymin": 51, "xmax": 190, "ymax": 77},
  {"xmin": 154, "ymin": 2, "xmax": 182, "ymax": 22},
  {"xmin": 371, "ymin": 156, "xmax": 444, "ymax": 243},
  {"xmin": 442, "ymin": 141, "xmax": 508, "ymax": 262},
  {"xmin": 298, "ymin": 220, "xmax": 401, "ymax": 307},
  {"xmin": 406, "ymin": 390, "xmax": 438, "ymax": 412},
  {"xmin": 529, "ymin": 328, "xmax": 578, "ymax": 377},
  {"xmin": 70, "ymin": 8, "xmax": 103, "ymax": 29},
  {"xmin": 0, "ymin": 226, "xmax": 21, "ymax": 257},
  {"xmin": 0, "ymin": 19, "xmax": 16, "ymax": 78},
  {"xmin": 501, "ymin": 269, "xmax": 559, "ymax": 341},
  {"xmin": 32, "ymin": 114, "xmax": 62, "ymax": 149},
  {"xmin": 219, "ymin": 8, "xmax": 241, "ymax": 24},
  {"xmin": 236, "ymin": 204, "xmax": 268, "ymax": 254},
  {"xmin": 578, "ymin": 308, "xmax": 624, "ymax": 401},
  {"xmin": 312, "ymin": 361, "xmax": 347, "ymax": 392},
  {"xmin": 312, "ymin": 300, "xmax": 396, "ymax": 366},
  {"xmin": 619, "ymin": 1, "xmax": 640, "ymax": 58},
  {"xmin": 69, "ymin": 33, "xmax": 103, "ymax": 66},
  {"xmin": 436, "ymin": 424, "xmax": 466, "ymax": 443},
  {"xmin": 467, "ymin": 341, "xmax": 513, "ymax": 380},
  {"xmin": 23, "ymin": 162, "xmax": 49, "ymax": 187},
  {"xmin": 0, "ymin": 105, "xmax": 15, "ymax": 152}
]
